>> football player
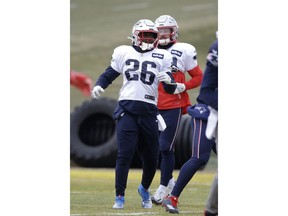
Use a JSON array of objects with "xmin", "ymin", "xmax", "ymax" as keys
[
  {"xmin": 151, "ymin": 15, "xmax": 203, "ymax": 206},
  {"xmin": 162, "ymin": 37, "xmax": 218, "ymax": 214},
  {"xmin": 91, "ymin": 19, "xmax": 177, "ymax": 209},
  {"xmin": 70, "ymin": 70, "xmax": 92, "ymax": 96}
]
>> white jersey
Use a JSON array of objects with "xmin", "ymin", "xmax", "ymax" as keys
[
  {"xmin": 167, "ymin": 42, "xmax": 198, "ymax": 73},
  {"xmin": 111, "ymin": 45, "xmax": 172, "ymax": 105}
]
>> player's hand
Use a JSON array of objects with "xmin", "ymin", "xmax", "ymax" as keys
[
  {"xmin": 91, "ymin": 85, "xmax": 105, "ymax": 99},
  {"xmin": 171, "ymin": 65, "xmax": 180, "ymax": 72},
  {"xmin": 157, "ymin": 72, "xmax": 173, "ymax": 84},
  {"xmin": 173, "ymin": 83, "xmax": 186, "ymax": 94}
]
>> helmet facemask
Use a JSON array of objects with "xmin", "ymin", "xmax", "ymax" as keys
[
  {"xmin": 135, "ymin": 30, "xmax": 159, "ymax": 51},
  {"xmin": 157, "ymin": 27, "xmax": 175, "ymax": 46},
  {"xmin": 155, "ymin": 15, "xmax": 179, "ymax": 46}
]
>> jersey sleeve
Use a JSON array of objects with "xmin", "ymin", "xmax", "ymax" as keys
[
  {"xmin": 110, "ymin": 45, "xmax": 127, "ymax": 73},
  {"xmin": 185, "ymin": 65, "xmax": 203, "ymax": 89},
  {"xmin": 184, "ymin": 44, "xmax": 198, "ymax": 71}
]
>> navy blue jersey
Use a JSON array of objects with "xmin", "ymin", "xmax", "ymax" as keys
[{"xmin": 197, "ymin": 39, "xmax": 218, "ymax": 110}]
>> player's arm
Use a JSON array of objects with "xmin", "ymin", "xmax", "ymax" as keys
[
  {"xmin": 197, "ymin": 65, "xmax": 218, "ymax": 110},
  {"xmin": 185, "ymin": 65, "xmax": 203, "ymax": 89},
  {"xmin": 157, "ymin": 71, "xmax": 177, "ymax": 94},
  {"xmin": 197, "ymin": 40, "xmax": 218, "ymax": 110},
  {"xmin": 91, "ymin": 66, "xmax": 120, "ymax": 99},
  {"xmin": 156, "ymin": 51, "xmax": 177, "ymax": 94},
  {"xmin": 92, "ymin": 46, "xmax": 123, "ymax": 99},
  {"xmin": 95, "ymin": 66, "xmax": 120, "ymax": 88},
  {"xmin": 173, "ymin": 65, "xmax": 203, "ymax": 94}
]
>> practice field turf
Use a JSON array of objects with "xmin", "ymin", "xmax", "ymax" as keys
[{"xmin": 70, "ymin": 168, "xmax": 217, "ymax": 216}]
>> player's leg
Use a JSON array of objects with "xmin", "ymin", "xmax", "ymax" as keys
[
  {"xmin": 172, "ymin": 118, "xmax": 213, "ymax": 196},
  {"xmin": 152, "ymin": 108, "xmax": 181, "ymax": 205},
  {"xmin": 204, "ymin": 126, "xmax": 218, "ymax": 215},
  {"xmin": 204, "ymin": 173, "xmax": 218, "ymax": 216},
  {"xmin": 137, "ymin": 115, "xmax": 159, "ymax": 208},
  {"xmin": 163, "ymin": 117, "xmax": 214, "ymax": 213},
  {"xmin": 113, "ymin": 113, "xmax": 139, "ymax": 209}
]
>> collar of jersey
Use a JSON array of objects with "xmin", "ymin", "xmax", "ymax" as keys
[{"xmin": 132, "ymin": 45, "xmax": 153, "ymax": 53}]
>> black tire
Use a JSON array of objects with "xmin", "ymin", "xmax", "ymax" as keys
[
  {"xmin": 174, "ymin": 114, "xmax": 191, "ymax": 169},
  {"xmin": 70, "ymin": 98, "xmax": 118, "ymax": 167},
  {"xmin": 70, "ymin": 97, "xmax": 201, "ymax": 169}
]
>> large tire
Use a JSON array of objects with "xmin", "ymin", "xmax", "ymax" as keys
[
  {"xmin": 70, "ymin": 98, "xmax": 118, "ymax": 167},
  {"xmin": 70, "ymin": 97, "xmax": 200, "ymax": 169},
  {"xmin": 174, "ymin": 114, "xmax": 192, "ymax": 169}
]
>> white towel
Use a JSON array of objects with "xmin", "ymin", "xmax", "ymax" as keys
[
  {"xmin": 157, "ymin": 114, "xmax": 167, "ymax": 131},
  {"xmin": 206, "ymin": 107, "xmax": 218, "ymax": 140}
]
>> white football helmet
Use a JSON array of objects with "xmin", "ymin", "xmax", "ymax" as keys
[
  {"xmin": 155, "ymin": 15, "xmax": 179, "ymax": 46},
  {"xmin": 130, "ymin": 19, "xmax": 159, "ymax": 51}
]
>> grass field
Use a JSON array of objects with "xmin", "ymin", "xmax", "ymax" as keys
[
  {"xmin": 70, "ymin": 0, "xmax": 218, "ymax": 111},
  {"xmin": 71, "ymin": 168, "xmax": 217, "ymax": 216}
]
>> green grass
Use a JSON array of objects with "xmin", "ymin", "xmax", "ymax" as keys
[
  {"xmin": 70, "ymin": 168, "xmax": 217, "ymax": 215},
  {"xmin": 70, "ymin": 0, "xmax": 218, "ymax": 111}
]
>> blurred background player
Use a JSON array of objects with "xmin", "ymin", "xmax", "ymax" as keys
[
  {"xmin": 204, "ymin": 173, "xmax": 218, "ymax": 216},
  {"xmin": 91, "ymin": 19, "xmax": 178, "ymax": 209},
  {"xmin": 70, "ymin": 70, "xmax": 93, "ymax": 96},
  {"xmin": 162, "ymin": 36, "xmax": 218, "ymax": 214},
  {"xmin": 151, "ymin": 15, "xmax": 203, "ymax": 206}
]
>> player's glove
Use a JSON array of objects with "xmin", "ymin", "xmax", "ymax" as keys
[
  {"xmin": 157, "ymin": 72, "xmax": 174, "ymax": 84},
  {"xmin": 173, "ymin": 83, "xmax": 186, "ymax": 94},
  {"xmin": 171, "ymin": 65, "xmax": 180, "ymax": 72},
  {"xmin": 91, "ymin": 85, "xmax": 105, "ymax": 99}
]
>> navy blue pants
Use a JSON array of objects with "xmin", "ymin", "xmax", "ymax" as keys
[
  {"xmin": 158, "ymin": 108, "xmax": 182, "ymax": 186},
  {"xmin": 115, "ymin": 113, "xmax": 159, "ymax": 196},
  {"xmin": 171, "ymin": 114, "xmax": 216, "ymax": 197}
]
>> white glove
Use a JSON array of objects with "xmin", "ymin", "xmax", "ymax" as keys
[
  {"xmin": 157, "ymin": 114, "xmax": 167, "ymax": 131},
  {"xmin": 91, "ymin": 85, "xmax": 105, "ymax": 99},
  {"xmin": 173, "ymin": 83, "xmax": 186, "ymax": 94},
  {"xmin": 157, "ymin": 72, "xmax": 174, "ymax": 84}
]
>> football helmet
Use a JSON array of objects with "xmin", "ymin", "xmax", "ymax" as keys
[
  {"xmin": 130, "ymin": 19, "xmax": 159, "ymax": 51},
  {"xmin": 154, "ymin": 15, "xmax": 179, "ymax": 46}
]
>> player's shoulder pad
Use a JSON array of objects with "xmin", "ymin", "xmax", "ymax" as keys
[
  {"xmin": 174, "ymin": 42, "xmax": 196, "ymax": 51},
  {"xmin": 113, "ymin": 45, "xmax": 132, "ymax": 54},
  {"xmin": 172, "ymin": 42, "xmax": 197, "ymax": 58}
]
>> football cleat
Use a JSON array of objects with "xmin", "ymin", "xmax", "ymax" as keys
[
  {"xmin": 138, "ymin": 184, "xmax": 152, "ymax": 208},
  {"xmin": 151, "ymin": 187, "xmax": 167, "ymax": 205},
  {"xmin": 112, "ymin": 195, "xmax": 125, "ymax": 209},
  {"xmin": 166, "ymin": 178, "xmax": 175, "ymax": 195},
  {"xmin": 162, "ymin": 195, "xmax": 179, "ymax": 214}
]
